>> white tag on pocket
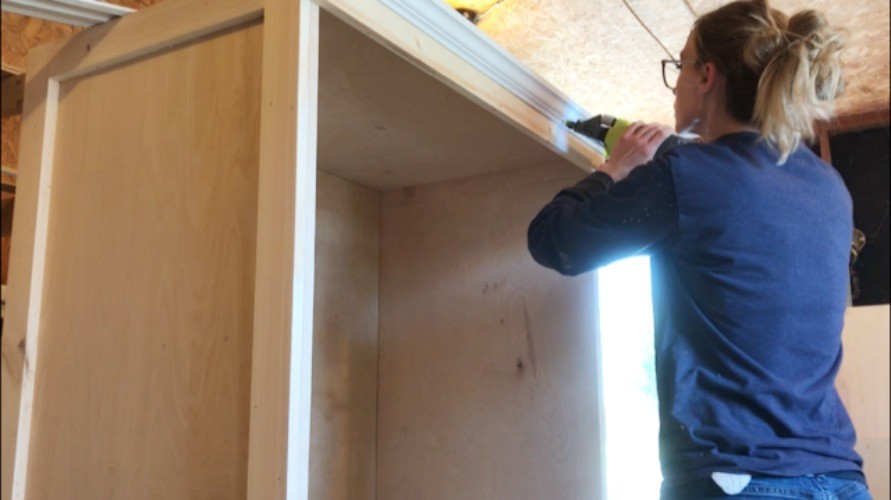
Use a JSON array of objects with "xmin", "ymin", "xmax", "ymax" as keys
[{"xmin": 711, "ymin": 472, "xmax": 752, "ymax": 495}]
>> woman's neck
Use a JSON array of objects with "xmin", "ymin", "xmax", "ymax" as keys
[
  {"xmin": 695, "ymin": 101, "xmax": 758, "ymax": 143},
  {"xmin": 701, "ymin": 120, "xmax": 758, "ymax": 142}
]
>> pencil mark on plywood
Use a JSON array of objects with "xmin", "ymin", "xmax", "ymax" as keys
[{"xmin": 521, "ymin": 300, "xmax": 538, "ymax": 378}]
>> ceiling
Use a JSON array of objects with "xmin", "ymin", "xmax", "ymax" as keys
[
  {"xmin": 455, "ymin": 0, "xmax": 890, "ymax": 126},
  {"xmin": 1, "ymin": 0, "xmax": 888, "ymax": 130}
]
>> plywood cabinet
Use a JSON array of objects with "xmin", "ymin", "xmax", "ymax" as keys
[{"xmin": 1, "ymin": 0, "xmax": 604, "ymax": 498}]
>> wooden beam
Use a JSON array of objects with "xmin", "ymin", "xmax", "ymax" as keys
[
  {"xmin": 818, "ymin": 129, "xmax": 831, "ymax": 164},
  {"xmin": 1, "ymin": 74, "xmax": 25, "ymax": 117},
  {"xmin": 1, "ymin": 64, "xmax": 25, "ymax": 77},
  {"xmin": 818, "ymin": 107, "xmax": 891, "ymax": 135},
  {"xmin": 815, "ymin": 106, "xmax": 889, "ymax": 163}
]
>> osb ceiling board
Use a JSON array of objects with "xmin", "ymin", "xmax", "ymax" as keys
[
  {"xmin": 1, "ymin": 12, "xmax": 81, "ymax": 71},
  {"xmin": 1, "ymin": 1, "xmax": 164, "ymax": 170},
  {"xmin": 688, "ymin": 0, "xmax": 890, "ymax": 118},
  {"xmin": 1, "ymin": 1, "xmax": 161, "ymax": 69},
  {"xmin": 444, "ymin": 0, "xmax": 503, "ymax": 11},
  {"xmin": 475, "ymin": 0, "xmax": 890, "ymax": 126},
  {"xmin": 476, "ymin": 0, "xmax": 683, "ymax": 127}
]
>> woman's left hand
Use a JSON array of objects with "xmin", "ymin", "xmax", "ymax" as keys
[{"xmin": 598, "ymin": 122, "xmax": 673, "ymax": 182}]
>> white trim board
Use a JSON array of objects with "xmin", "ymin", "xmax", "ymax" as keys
[{"xmin": 1, "ymin": 0, "xmax": 133, "ymax": 27}]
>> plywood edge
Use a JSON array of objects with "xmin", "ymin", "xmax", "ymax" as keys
[
  {"xmin": 316, "ymin": 0, "xmax": 604, "ymax": 172},
  {"xmin": 246, "ymin": 0, "xmax": 320, "ymax": 499}
]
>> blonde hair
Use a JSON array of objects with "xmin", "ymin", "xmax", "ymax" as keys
[{"xmin": 693, "ymin": 0, "xmax": 845, "ymax": 163}]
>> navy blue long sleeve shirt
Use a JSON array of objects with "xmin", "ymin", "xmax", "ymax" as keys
[{"xmin": 528, "ymin": 131, "xmax": 863, "ymax": 486}]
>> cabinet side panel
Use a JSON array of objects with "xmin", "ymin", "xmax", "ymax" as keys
[
  {"xmin": 310, "ymin": 171, "xmax": 380, "ymax": 500},
  {"xmin": 378, "ymin": 163, "xmax": 602, "ymax": 499},
  {"xmin": 836, "ymin": 304, "xmax": 890, "ymax": 500},
  {"xmin": 25, "ymin": 22, "xmax": 262, "ymax": 500}
]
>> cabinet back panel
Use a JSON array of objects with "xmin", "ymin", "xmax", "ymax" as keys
[{"xmin": 378, "ymin": 163, "xmax": 603, "ymax": 499}]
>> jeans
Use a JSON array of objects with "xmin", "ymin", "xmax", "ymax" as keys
[{"xmin": 661, "ymin": 474, "xmax": 872, "ymax": 499}]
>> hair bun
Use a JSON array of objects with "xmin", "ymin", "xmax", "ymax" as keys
[
  {"xmin": 784, "ymin": 10, "xmax": 846, "ymax": 100},
  {"xmin": 693, "ymin": 0, "xmax": 846, "ymax": 163}
]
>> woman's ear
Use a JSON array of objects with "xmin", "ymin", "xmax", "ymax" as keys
[{"xmin": 698, "ymin": 62, "xmax": 719, "ymax": 95}]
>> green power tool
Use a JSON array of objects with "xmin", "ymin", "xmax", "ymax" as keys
[{"xmin": 565, "ymin": 114, "xmax": 688, "ymax": 158}]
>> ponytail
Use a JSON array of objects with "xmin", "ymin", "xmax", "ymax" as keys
[{"xmin": 694, "ymin": 0, "xmax": 845, "ymax": 163}]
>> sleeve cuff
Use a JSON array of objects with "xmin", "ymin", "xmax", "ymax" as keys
[{"xmin": 589, "ymin": 170, "xmax": 615, "ymax": 187}]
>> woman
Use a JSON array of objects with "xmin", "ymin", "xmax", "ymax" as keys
[{"xmin": 528, "ymin": 1, "xmax": 870, "ymax": 498}]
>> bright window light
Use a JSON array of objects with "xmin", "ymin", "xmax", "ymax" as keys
[{"xmin": 597, "ymin": 256, "xmax": 661, "ymax": 500}]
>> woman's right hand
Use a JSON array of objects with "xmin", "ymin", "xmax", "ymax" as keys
[{"xmin": 598, "ymin": 122, "xmax": 673, "ymax": 182}]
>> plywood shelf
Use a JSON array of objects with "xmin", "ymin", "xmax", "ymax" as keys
[{"xmin": 317, "ymin": 10, "xmax": 575, "ymax": 190}]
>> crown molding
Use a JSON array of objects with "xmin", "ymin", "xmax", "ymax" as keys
[
  {"xmin": 1, "ymin": 0, "xmax": 134, "ymax": 27},
  {"xmin": 380, "ymin": 0, "xmax": 591, "ymax": 126}
]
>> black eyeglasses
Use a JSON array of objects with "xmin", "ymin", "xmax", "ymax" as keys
[{"xmin": 661, "ymin": 59, "xmax": 699, "ymax": 92}]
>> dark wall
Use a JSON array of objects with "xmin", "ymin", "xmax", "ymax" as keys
[{"xmin": 828, "ymin": 126, "xmax": 890, "ymax": 306}]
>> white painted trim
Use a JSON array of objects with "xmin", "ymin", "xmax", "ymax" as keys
[
  {"xmin": 591, "ymin": 272, "xmax": 608, "ymax": 500},
  {"xmin": 1, "ymin": 0, "xmax": 133, "ymax": 27},
  {"xmin": 379, "ymin": 0, "xmax": 591, "ymax": 126},
  {"xmin": 287, "ymin": 1, "xmax": 319, "ymax": 498},
  {"xmin": 1, "ymin": 4, "xmax": 98, "ymax": 27},
  {"xmin": 52, "ymin": 0, "xmax": 133, "ymax": 16}
]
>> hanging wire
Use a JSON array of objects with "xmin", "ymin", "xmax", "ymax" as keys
[
  {"xmin": 683, "ymin": 0, "xmax": 699, "ymax": 19},
  {"xmin": 477, "ymin": 0, "xmax": 511, "ymax": 23},
  {"xmin": 622, "ymin": 0, "xmax": 676, "ymax": 59}
]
